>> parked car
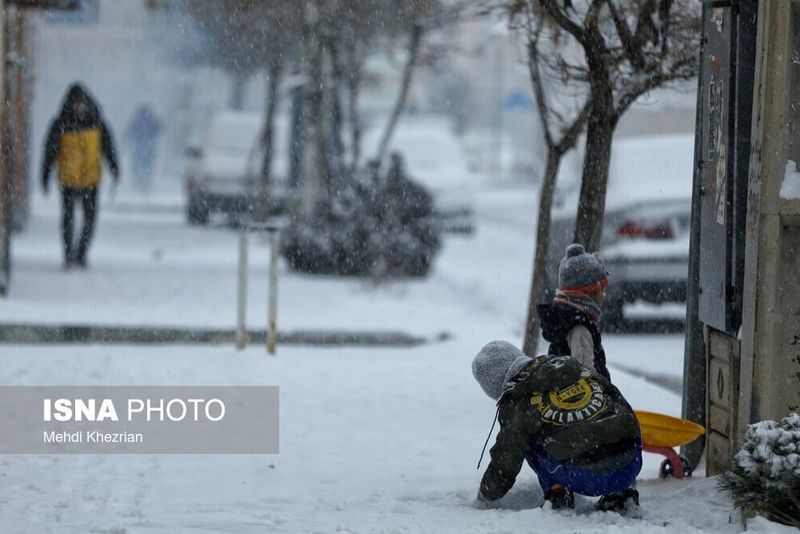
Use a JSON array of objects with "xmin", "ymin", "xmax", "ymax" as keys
[
  {"xmin": 546, "ymin": 134, "xmax": 694, "ymax": 326},
  {"xmin": 184, "ymin": 111, "xmax": 291, "ymax": 224},
  {"xmin": 363, "ymin": 115, "xmax": 476, "ymax": 233}
]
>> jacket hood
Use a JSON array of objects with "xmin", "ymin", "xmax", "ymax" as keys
[
  {"xmin": 59, "ymin": 83, "xmax": 101, "ymax": 123},
  {"xmin": 472, "ymin": 341, "xmax": 532, "ymax": 401}
]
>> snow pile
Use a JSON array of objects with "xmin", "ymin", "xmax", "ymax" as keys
[
  {"xmin": 780, "ymin": 160, "xmax": 800, "ymax": 199},
  {"xmin": 719, "ymin": 413, "xmax": 800, "ymax": 527}
]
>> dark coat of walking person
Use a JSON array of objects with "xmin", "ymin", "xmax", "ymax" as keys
[
  {"xmin": 379, "ymin": 152, "xmax": 435, "ymax": 227},
  {"xmin": 41, "ymin": 83, "xmax": 119, "ymax": 269}
]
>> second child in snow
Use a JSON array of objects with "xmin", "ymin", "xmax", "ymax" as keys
[
  {"xmin": 538, "ymin": 243, "xmax": 611, "ymax": 381},
  {"xmin": 472, "ymin": 341, "xmax": 642, "ymax": 512}
]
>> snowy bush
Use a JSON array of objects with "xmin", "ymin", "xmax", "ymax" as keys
[
  {"xmin": 281, "ymin": 170, "xmax": 441, "ymax": 278},
  {"xmin": 718, "ymin": 413, "xmax": 800, "ymax": 526}
]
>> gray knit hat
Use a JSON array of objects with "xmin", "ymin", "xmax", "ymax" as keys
[
  {"xmin": 558, "ymin": 243, "xmax": 609, "ymax": 292},
  {"xmin": 472, "ymin": 341, "xmax": 532, "ymax": 400}
]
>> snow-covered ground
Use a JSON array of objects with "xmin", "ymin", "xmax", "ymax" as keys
[{"xmin": 0, "ymin": 184, "xmax": 782, "ymax": 533}]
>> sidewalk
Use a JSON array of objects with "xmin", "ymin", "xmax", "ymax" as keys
[
  {"xmin": 0, "ymin": 322, "xmax": 432, "ymax": 346},
  {"xmin": 3, "ymin": 191, "xmax": 688, "ymax": 378},
  {"xmin": 3, "ymin": 200, "xmax": 473, "ymax": 339}
]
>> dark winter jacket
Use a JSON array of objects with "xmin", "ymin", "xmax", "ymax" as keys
[
  {"xmin": 42, "ymin": 84, "xmax": 118, "ymax": 190},
  {"xmin": 538, "ymin": 302, "xmax": 610, "ymax": 381},
  {"xmin": 379, "ymin": 167, "xmax": 435, "ymax": 226},
  {"xmin": 479, "ymin": 356, "xmax": 640, "ymax": 502}
]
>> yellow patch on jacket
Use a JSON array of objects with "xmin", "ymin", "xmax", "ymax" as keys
[{"xmin": 57, "ymin": 127, "xmax": 102, "ymax": 188}]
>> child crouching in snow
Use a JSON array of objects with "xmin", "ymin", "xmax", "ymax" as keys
[
  {"xmin": 472, "ymin": 341, "xmax": 642, "ymax": 512},
  {"xmin": 538, "ymin": 243, "xmax": 612, "ymax": 381}
]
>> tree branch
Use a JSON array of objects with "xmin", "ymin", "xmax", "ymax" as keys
[
  {"xmin": 613, "ymin": 54, "xmax": 697, "ymax": 118},
  {"xmin": 539, "ymin": 0, "xmax": 589, "ymax": 47},
  {"xmin": 584, "ymin": 0, "xmax": 607, "ymax": 30},
  {"xmin": 525, "ymin": 4, "xmax": 592, "ymax": 152},
  {"xmin": 555, "ymin": 99, "xmax": 591, "ymax": 156},
  {"xmin": 607, "ymin": 0, "xmax": 647, "ymax": 70},
  {"xmin": 527, "ymin": 34, "xmax": 555, "ymax": 149},
  {"xmin": 375, "ymin": 22, "xmax": 424, "ymax": 163},
  {"xmin": 658, "ymin": 0, "xmax": 674, "ymax": 55}
]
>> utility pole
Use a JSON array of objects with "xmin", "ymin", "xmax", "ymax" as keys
[{"xmin": 684, "ymin": 0, "xmax": 758, "ymax": 476}]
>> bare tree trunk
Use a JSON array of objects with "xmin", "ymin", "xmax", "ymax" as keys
[
  {"xmin": 573, "ymin": 112, "xmax": 615, "ymax": 250},
  {"xmin": 253, "ymin": 57, "xmax": 283, "ymax": 221},
  {"xmin": 375, "ymin": 23, "xmax": 423, "ymax": 164},
  {"xmin": 301, "ymin": 38, "xmax": 324, "ymax": 215},
  {"xmin": 316, "ymin": 39, "xmax": 335, "ymax": 200},
  {"xmin": 345, "ymin": 42, "xmax": 363, "ymax": 174},
  {"xmin": 521, "ymin": 29, "xmax": 592, "ymax": 354},
  {"xmin": 260, "ymin": 56, "xmax": 284, "ymax": 188},
  {"xmin": 523, "ymin": 149, "xmax": 561, "ymax": 356},
  {"xmin": 328, "ymin": 38, "xmax": 346, "ymax": 180},
  {"xmin": 573, "ymin": 50, "xmax": 616, "ymax": 251}
]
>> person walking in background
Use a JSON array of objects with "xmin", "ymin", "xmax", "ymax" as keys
[
  {"xmin": 378, "ymin": 152, "xmax": 435, "ymax": 229},
  {"xmin": 124, "ymin": 104, "xmax": 161, "ymax": 193},
  {"xmin": 41, "ymin": 83, "xmax": 119, "ymax": 270}
]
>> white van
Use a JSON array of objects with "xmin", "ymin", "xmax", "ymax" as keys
[{"xmin": 184, "ymin": 111, "xmax": 291, "ymax": 224}]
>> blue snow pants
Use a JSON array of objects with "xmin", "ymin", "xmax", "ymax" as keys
[{"xmin": 525, "ymin": 438, "xmax": 643, "ymax": 497}]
